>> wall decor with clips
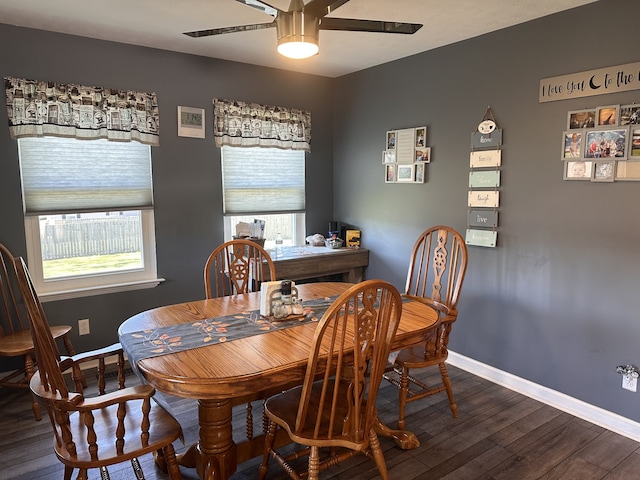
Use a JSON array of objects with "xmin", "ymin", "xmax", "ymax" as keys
[
  {"xmin": 383, "ymin": 126, "xmax": 430, "ymax": 183},
  {"xmin": 467, "ymin": 107, "xmax": 501, "ymax": 248},
  {"xmin": 562, "ymin": 103, "xmax": 640, "ymax": 182}
]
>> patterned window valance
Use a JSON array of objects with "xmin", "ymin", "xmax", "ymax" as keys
[
  {"xmin": 213, "ymin": 98, "xmax": 311, "ymax": 152},
  {"xmin": 4, "ymin": 76, "xmax": 160, "ymax": 146}
]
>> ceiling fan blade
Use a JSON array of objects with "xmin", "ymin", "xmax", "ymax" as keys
[
  {"xmin": 235, "ymin": 0, "xmax": 282, "ymax": 17},
  {"xmin": 183, "ymin": 22, "xmax": 276, "ymax": 38},
  {"xmin": 304, "ymin": 0, "xmax": 351, "ymax": 18},
  {"xmin": 320, "ymin": 17, "xmax": 422, "ymax": 34}
]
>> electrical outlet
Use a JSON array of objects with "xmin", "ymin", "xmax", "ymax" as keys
[
  {"xmin": 78, "ymin": 318, "xmax": 90, "ymax": 336},
  {"xmin": 622, "ymin": 374, "xmax": 637, "ymax": 392}
]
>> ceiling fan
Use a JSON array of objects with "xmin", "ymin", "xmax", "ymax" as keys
[{"xmin": 183, "ymin": 0, "xmax": 423, "ymax": 59}]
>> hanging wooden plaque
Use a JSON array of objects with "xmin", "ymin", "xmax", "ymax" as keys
[{"xmin": 466, "ymin": 229, "xmax": 497, "ymax": 248}]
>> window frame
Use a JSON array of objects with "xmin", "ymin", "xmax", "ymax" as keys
[
  {"xmin": 24, "ymin": 210, "xmax": 162, "ymax": 302},
  {"xmin": 223, "ymin": 212, "xmax": 307, "ymax": 247}
]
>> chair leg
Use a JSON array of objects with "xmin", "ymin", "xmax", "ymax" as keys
[
  {"xmin": 63, "ymin": 466, "xmax": 74, "ymax": 480},
  {"xmin": 308, "ymin": 446, "xmax": 321, "ymax": 480},
  {"xmin": 259, "ymin": 420, "xmax": 277, "ymax": 480},
  {"xmin": 398, "ymin": 366, "xmax": 409, "ymax": 430},
  {"xmin": 246, "ymin": 401, "xmax": 254, "ymax": 439},
  {"xmin": 368, "ymin": 429, "xmax": 389, "ymax": 480},
  {"xmin": 164, "ymin": 443, "xmax": 182, "ymax": 480},
  {"xmin": 24, "ymin": 353, "xmax": 41, "ymax": 421},
  {"xmin": 439, "ymin": 362, "xmax": 457, "ymax": 417}
]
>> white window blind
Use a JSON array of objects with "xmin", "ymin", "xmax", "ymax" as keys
[
  {"xmin": 221, "ymin": 146, "xmax": 305, "ymax": 214},
  {"xmin": 18, "ymin": 137, "xmax": 153, "ymax": 215}
]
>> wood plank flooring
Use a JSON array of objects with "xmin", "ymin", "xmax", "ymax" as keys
[{"xmin": 1, "ymin": 364, "xmax": 639, "ymax": 479}]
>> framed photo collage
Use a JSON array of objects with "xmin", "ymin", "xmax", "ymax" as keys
[
  {"xmin": 562, "ymin": 103, "xmax": 640, "ymax": 182},
  {"xmin": 383, "ymin": 126, "xmax": 430, "ymax": 184}
]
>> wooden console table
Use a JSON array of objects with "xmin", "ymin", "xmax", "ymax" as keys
[{"xmin": 269, "ymin": 246, "xmax": 368, "ymax": 283}]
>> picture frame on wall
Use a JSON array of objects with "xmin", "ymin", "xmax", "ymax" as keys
[
  {"xmin": 561, "ymin": 131, "xmax": 583, "ymax": 159},
  {"xmin": 592, "ymin": 160, "xmax": 616, "ymax": 182},
  {"xmin": 616, "ymin": 161, "xmax": 640, "ymax": 181},
  {"xmin": 584, "ymin": 128, "xmax": 628, "ymax": 159},
  {"xmin": 620, "ymin": 104, "xmax": 640, "ymax": 126},
  {"xmin": 382, "ymin": 150, "xmax": 396, "ymax": 164},
  {"xmin": 177, "ymin": 106, "xmax": 205, "ymax": 138},
  {"xmin": 414, "ymin": 162, "xmax": 425, "ymax": 183},
  {"xmin": 563, "ymin": 160, "xmax": 592, "ymax": 180},
  {"xmin": 386, "ymin": 130, "xmax": 397, "ymax": 150},
  {"xmin": 396, "ymin": 164, "xmax": 415, "ymax": 183},
  {"xmin": 630, "ymin": 127, "xmax": 640, "ymax": 158},
  {"xmin": 596, "ymin": 105, "xmax": 619, "ymax": 126},
  {"xmin": 415, "ymin": 127, "xmax": 427, "ymax": 147},
  {"xmin": 385, "ymin": 164, "xmax": 396, "ymax": 183},
  {"xmin": 415, "ymin": 147, "xmax": 430, "ymax": 162},
  {"xmin": 568, "ymin": 109, "xmax": 595, "ymax": 129}
]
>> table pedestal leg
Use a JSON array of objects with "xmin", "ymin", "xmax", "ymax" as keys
[
  {"xmin": 373, "ymin": 417, "xmax": 420, "ymax": 450},
  {"xmin": 178, "ymin": 398, "xmax": 237, "ymax": 480}
]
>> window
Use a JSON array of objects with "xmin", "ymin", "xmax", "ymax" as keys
[
  {"xmin": 221, "ymin": 146, "xmax": 306, "ymax": 246},
  {"xmin": 18, "ymin": 137, "xmax": 160, "ymax": 300}
]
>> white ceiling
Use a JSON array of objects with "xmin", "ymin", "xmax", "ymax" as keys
[{"xmin": 0, "ymin": 0, "xmax": 597, "ymax": 78}]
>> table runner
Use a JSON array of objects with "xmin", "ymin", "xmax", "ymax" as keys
[{"xmin": 120, "ymin": 295, "xmax": 338, "ymax": 370}]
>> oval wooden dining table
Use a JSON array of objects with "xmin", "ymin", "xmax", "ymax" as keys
[{"xmin": 118, "ymin": 282, "xmax": 438, "ymax": 480}]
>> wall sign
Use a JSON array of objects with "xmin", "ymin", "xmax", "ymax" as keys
[
  {"xmin": 469, "ymin": 170, "xmax": 500, "ymax": 188},
  {"xmin": 467, "ymin": 210, "xmax": 498, "ymax": 228},
  {"xmin": 468, "ymin": 190, "xmax": 499, "ymax": 208},
  {"xmin": 467, "ymin": 107, "xmax": 501, "ymax": 248},
  {"xmin": 539, "ymin": 61, "xmax": 640, "ymax": 103},
  {"xmin": 471, "ymin": 129, "xmax": 502, "ymax": 150},
  {"xmin": 470, "ymin": 149, "xmax": 501, "ymax": 168},
  {"xmin": 466, "ymin": 229, "xmax": 497, "ymax": 248}
]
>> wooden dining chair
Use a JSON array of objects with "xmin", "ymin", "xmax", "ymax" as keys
[
  {"xmin": 204, "ymin": 238, "xmax": 276, "ymax": 298},
  {"xmin": 0, "ymin": 243, "xmax": 77, "ymax": 421},
  {"xmin": 15, "ymin": 257, "xmax": 184, "ymax": 480},
  {"xmin": 384, "ymin": 225, "xmax": 468, "ymax": 429},
  {"xmin": 204, "ymin": 238, "xmax": 278, "ymax": 440},
  {"xmin": 259, "ymin": 279, "xmax": 403, "ymax": 480}
]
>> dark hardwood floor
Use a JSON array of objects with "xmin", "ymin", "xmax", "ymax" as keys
[{"xmin": 2, "ymin": 364, "xmax": 639, "ymax": 479}]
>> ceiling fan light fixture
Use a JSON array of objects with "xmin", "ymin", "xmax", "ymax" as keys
[
  {"xmin": 277, "ymin": 39, "xmax": 319, "ymax": 59},
  {"xmin": 276, "ymin": 5, "xmax": 320, "ymax": 60}
]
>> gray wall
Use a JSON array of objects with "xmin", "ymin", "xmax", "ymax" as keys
[
  {"xmin": 0, "ymin": 25, "xmax": 334, "ymax": 354},
  {"xmin": 333, "ymin": 0, "xmax": 640, "ymax": 420}
]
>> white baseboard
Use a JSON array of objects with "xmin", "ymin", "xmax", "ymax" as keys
[{"xmin": 448, "ymin": 350, "xmax": 640, "ymax": 443}]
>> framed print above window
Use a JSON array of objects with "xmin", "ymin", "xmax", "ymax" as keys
[{"xmin": 178, "ymin": 106, "xmax": 205, "ymax": 138}]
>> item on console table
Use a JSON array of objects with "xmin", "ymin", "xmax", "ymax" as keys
[
  {"xmin": 305, "ymin": 233, "xmax": 325, "ymax": 246},
  {"xmin": 325, "ymin": 237, "xmax": 344, "ymax": 249}
]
